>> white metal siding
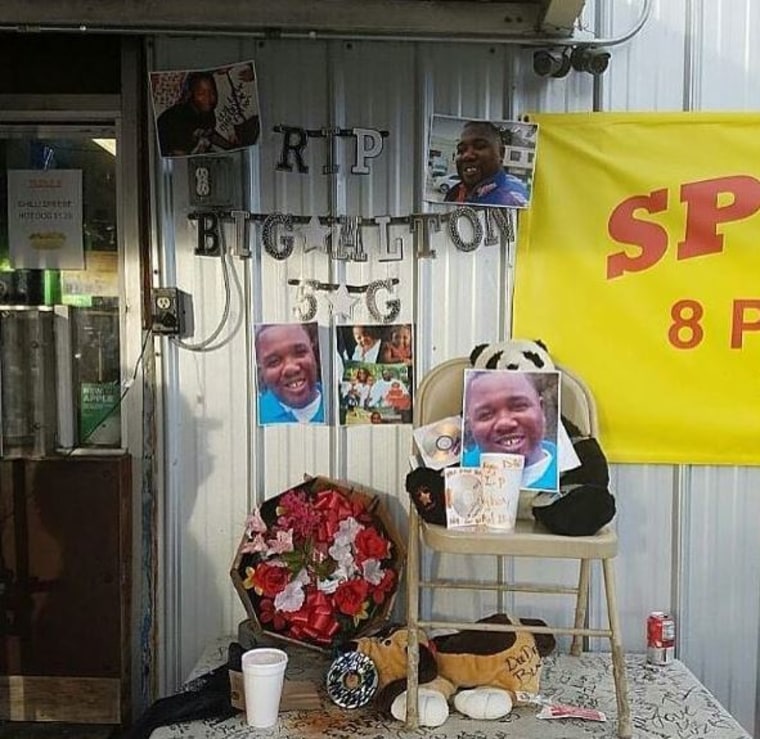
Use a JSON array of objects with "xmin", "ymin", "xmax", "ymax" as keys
[{"xmin": 151, "ymin": 4, "xmax": 760, "ymax": 733}]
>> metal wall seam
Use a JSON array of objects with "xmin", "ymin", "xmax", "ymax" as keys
[{"xmin": 683, "ymin": 0, "xmax": 702, "ymax": 112}]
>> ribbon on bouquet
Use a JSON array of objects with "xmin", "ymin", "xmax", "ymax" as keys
[{"xmin": 288, "ymin": 590, "xmax": 340, "ymax": 645}]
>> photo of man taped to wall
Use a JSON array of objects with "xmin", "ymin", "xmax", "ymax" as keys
[
  {"xmin": 254, "ymin": 321, "xmax": 326, "ymax": 426},
  {"xmin": 426, "ymin": 114, "xmax": 538, "ymax": 209},
  {"xmin": 149, "ymin": 60, "xmax": 261, "ymax": 158}
]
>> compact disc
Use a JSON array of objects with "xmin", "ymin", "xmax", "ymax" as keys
[
  {"xmin": 427, "ymin": 436, "xmax": 457, "ymax": 464},
  {"xmin": 325, "ymin": 651, "xmax": 379, "ymax": 709},
  {"xmin": 435, "ymin": 433, "xmax": 455, "ymax": 452},
  {"xmin": 414, "ymin": 417, "xmax": 462, "ymax": 468}
]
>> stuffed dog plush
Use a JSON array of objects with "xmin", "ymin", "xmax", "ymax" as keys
[{"xmin": 344, "ymin": 614, "xmax": 555, "ymax": 727}]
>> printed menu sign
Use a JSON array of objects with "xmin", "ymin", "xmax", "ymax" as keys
[{"xmin": 8, "ymin": 170, "xmax": 84, "ymax": 269}]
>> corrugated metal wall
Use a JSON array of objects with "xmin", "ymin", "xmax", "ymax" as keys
[{"xmin": 151, "ymin": 2, "xmax": 760, "ymax": 734}]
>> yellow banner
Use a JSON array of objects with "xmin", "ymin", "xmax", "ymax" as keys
[{"xmin": 513, "ymin": 112, "xmax": 760, "ymax": 464}]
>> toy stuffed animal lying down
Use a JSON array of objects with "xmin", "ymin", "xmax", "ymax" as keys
[{"xmin": 344, "ymin": 614, "xmax": 556, "ymax": 727}]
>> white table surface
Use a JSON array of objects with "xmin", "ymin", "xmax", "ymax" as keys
[{"xmin": 149, "ymin": 636, "xmax": 751, "ymax": 739}]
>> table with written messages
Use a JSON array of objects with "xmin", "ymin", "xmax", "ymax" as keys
[{"xmin": 149, "ymin": 635, "xmax": 751, "ymax": 739}]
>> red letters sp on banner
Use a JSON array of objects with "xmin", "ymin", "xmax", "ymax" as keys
[{"xmin": 606, "ymin": 175, "xmax": 760, "ymax": 279}]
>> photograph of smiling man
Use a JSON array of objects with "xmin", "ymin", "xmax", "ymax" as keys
[
  {"xmin": 462, "ymin": 369, "xmax": 560, "ymax": 493},
  {"xmin": 149, "ymin": 61, "xmax": 261, "ymax": 158},
  {"xmin": 254, "ymin": 321, "xmax": 325, "ymax": 426},
  {"xmin": 425, "ymin": 114, "xmax": 538, "ymax": 209}
]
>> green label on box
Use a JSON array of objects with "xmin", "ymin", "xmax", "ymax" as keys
[{"xmin": 79, "ymin": 382, "xmax": 121, "ymax": 445}]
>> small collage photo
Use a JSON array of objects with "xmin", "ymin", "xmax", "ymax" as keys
[{"xmin": 337, "ymin": 324, "xmax": 414, "ymax": 426}]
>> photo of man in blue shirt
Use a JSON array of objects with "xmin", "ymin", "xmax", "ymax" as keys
[
  {"xmin": 462, "ymin": 369, "xmax": 559, "ymax": 492},
  {"xmin": 255, "ymin": 322, "xmax": 325, "ymax": 425},
  {"xmin": 444, "ymin": 121, "xmax": 529, "ymax": 208}
]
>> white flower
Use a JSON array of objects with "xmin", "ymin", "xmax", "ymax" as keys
[
  {"xmin": 328, "ymin": 541, "xmax": 359, "ymax": 580},
  {"xmin": 332, "ymin": 558, "xmax": 358, "ymax": 581},
  {"xmin": 328, "ymin": 540, "xmax": 352, "ymax": 564},
  {"xmin": 334, "ymin": 517, "xmax": 362, "ymax": 546},
  {"xmin": 362, "ymin": 559, "xmax": 383, "ymax": 585},
  {"xmin": 274, "ymin": 574, "xmax": 307, "ymax": 613},
  {"xmin": 317, "ymin": 578, "xmax": 340, "ymax": 594}
]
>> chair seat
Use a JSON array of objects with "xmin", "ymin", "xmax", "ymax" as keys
[{"xmin": 421, "ymin": 519, "xmax": 618, "ymax": 559}]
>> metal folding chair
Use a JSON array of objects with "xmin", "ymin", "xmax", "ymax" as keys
[{"xmin": 405, "ymin": 357, "xmax": 631, "ymax": 738}]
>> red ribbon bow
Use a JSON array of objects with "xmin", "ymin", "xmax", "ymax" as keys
[{"xmin": 288, "ymin": 590, "xmax": 339, "ymax": 645}]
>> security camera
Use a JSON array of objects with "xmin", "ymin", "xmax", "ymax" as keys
[
  {"xmin": 570, "ymin": 46, "xmax": 611, "ymax": 75},
  {"xmin": 532, "ymin": 49, "xmax": 572, "ymax": 78}
]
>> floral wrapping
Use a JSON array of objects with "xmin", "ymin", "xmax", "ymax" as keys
[{"xmin": 231, "ymin": 477, "xmax": 404, "ymax": 651}]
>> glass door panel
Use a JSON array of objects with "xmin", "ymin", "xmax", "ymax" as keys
[{"xmin": 0, "ymin": 130, "xmax": 121, "ymax": 453}]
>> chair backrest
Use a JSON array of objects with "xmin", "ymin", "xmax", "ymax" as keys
[{"xmin": 414, "ymin": 357, "xmax": 599, "ymax": 438}]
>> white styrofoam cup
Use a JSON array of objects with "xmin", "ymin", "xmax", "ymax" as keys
[{"xmin": 241, "ymin": 647, "xmax": 289, "ymax": 728}]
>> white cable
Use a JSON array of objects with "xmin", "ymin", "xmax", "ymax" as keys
[
  {"xmin": 187, "ymin": 242, "xmax": 246, "ymax": 353},
  {"xmin": 586, "ymin": 0, "xmax": 653, "ymax": 48},
  {"xmin": 171, "ymin": 226, "xmax": 233, "ymax": 353}
]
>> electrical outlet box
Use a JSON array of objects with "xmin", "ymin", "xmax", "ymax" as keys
[
  {"xmin": 150, "ymin": 287, "xmax": 192, "ymax": 337},
  {"xmin": 187, "ymin": 155, "xmax": 241, "ymax": 209}
]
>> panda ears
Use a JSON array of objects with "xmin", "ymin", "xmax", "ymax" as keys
[
  {"xmin": 469, "ymin": 344, "xmax": 489, "ymax": 365},
  {"xmin": 522, "ymin": 350, "xmax": 546, "ymax": 369},
  {"xmin": 485, "ymin": 352, "xmax": 505, "ymax": 369},
  {"xmin": 470, "ymin": 339, "xmax": 552, "ymax": 370},
  {"xmin": 470, "ymin": 343, "xmax": 508, "ymax": 369}
]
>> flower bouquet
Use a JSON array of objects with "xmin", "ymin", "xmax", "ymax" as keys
[{"xmin": 231, "ymin": 476, "xmax": 404, "ymax": 651}]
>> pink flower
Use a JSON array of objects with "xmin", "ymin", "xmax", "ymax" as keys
[
  {"xmin": 267, "ymin": 529, "xmax": 294, "ymax": 555},
  {"xmin": 245, "ymin": 509, "xmax": 267, "ymax": 536},
  {"xmin": 240, "ymin": 533, "xmax": 266, "ymax": 554},
  {"xmin": 276, "ymin": 490, "xmax": 321, "ymax": 540}
]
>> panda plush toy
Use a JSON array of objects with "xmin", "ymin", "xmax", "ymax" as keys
[{"xmin": 406, "ymin": 339, "xmax": 616, "ymax": 536}]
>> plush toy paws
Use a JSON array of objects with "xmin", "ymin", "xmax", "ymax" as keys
[
  {"xmin": 405, "ymin": 467, "xmax": 447, "ymax": 526},
  {"xmin": 453, "ymin": 687, "xmax": 513, "ymax": 720},
  {"xmin": 390, "ymin": 688, "xmax": 450, "ymax": 727}
]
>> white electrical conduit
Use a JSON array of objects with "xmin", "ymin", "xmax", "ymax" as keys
[
  {"xmin": 170, "ymin": 225, "xmax": 244, "ymax": 353},
  {"xmin": 1, "ymin": 0, "xmax": 653, "ymax": 48}
]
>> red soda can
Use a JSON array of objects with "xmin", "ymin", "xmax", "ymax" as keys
[{"xmin": 647, "ymin": 611, "xmax": 675, "ymax": 666}]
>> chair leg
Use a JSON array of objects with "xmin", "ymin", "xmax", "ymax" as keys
[
  {"xmin": 570, "ymin": 558, "xmax": 591, "ymax": 656},
  {"xmin": 602, "ymin": 558, "xmax": 632, "ymax": 739},
  {"xmin": 405, "ymin": 506, "xmax": 420, "ymax": 729}
]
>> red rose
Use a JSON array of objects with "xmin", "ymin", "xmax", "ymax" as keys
[
  {"xmin": 334, "ymin": 578, "xmax": 370, "ymax": 616},
  {"xmin": 251, "ymin": 562, "xmax": 290, "ymax": 597},
  {"xmin": 258, "ymin": 598, "xmax": 287, "ymax": 630},
  {"xmin": 354, "ymin": 526, "xmax": 390, "ymax": 563},
  {"xmin": 372, "ymin": 568, "xmax": 396, "ymax": 604}
]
